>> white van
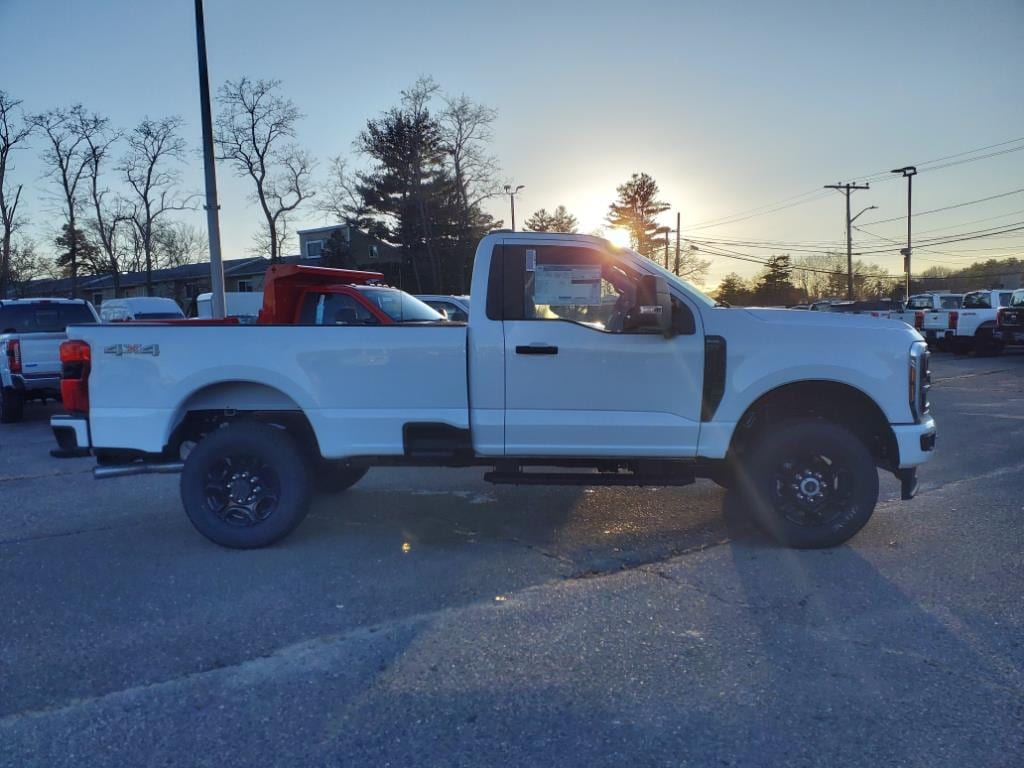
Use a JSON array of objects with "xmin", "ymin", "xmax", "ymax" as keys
[
  {"xmin": 194, "ymin": 292, "xmax": 264, "ymax": 323},
  {"xmin": 99, "ymin": 297, "xmax": 184, "ymax": 322}
]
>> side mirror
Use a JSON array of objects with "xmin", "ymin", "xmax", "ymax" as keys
[{"xmin": 635, "ymin": 274, "xmax": 674, "ymax": 337}]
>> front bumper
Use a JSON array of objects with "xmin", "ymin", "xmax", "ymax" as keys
[
  {"xmin": 892, "ymin": 414, "xmax": 936, "ymax": 470},
  {"xmin": 50, "ymin": 415, "xmax": 91, "ymax": 458}
]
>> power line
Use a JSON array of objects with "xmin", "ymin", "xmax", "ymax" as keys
[
  {"xmin": 683, "ymin": 137, "xmax": 1024, "ymax": 232},
  {"xmin": 856, "ymin": 187, "xmax": 1024, "ymax": 226}
]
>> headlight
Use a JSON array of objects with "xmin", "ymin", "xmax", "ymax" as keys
[{"xmin": 909, "ymin": 342, "xmax": 930, "ymax": 422}]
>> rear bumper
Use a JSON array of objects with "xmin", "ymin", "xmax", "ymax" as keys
[
  {"xmin": 50, "ymin": 415, "xmax": 91, "ymax": 458},
  {"xmin": 892, "ymin": 414, "xmax": 936, "ymax": 469},
  {"xmin": 994, "ymin": 328, "xmax": 1024, "ymax": 345},
  {"xmin": 11, "ymin": 373, "xmax": 60, "ymax": 392}
]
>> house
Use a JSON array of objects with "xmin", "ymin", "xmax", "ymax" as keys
[
  {"xmin": 13, "ymin": 257, "xmax": 276, "ymax": 307},
  {"xmin": 297, "ymin": 224, "xmax": 400, "ymax": 268}
]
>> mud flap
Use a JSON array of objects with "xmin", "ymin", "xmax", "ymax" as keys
[{"xmin": 897, "ymin": 468, "xmax": 918, "ymax": 500}]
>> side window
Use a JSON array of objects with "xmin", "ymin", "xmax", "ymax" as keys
[
  {"xmin": 298, "ymin": 293, "xmax": 378, "ymax": 325},
  {"xmin": 519, "ymin": 245, "xmax": 639, "ymax": 332},
  {"xmin": 428, "ymin": 301, "xmax": 467, "ymax": 321}
]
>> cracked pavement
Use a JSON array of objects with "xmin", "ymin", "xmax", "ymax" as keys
[{"xmin": 1, "ymin": 352, "xmax": 1022, "ymax": 767}]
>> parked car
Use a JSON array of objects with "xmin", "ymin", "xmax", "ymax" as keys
[
  {"xmin": 416, "ymin": 295, "xmax": 471, "ymax": 322},
  {"xmin": 948, "ymin": 289, "xmax": 1015, "ymax": 355},
  {"xmin": 0, "ymin": 298, "xmax": 99, "ymax": 422},
  {"xmin": 50, "ymin": 232, "xmax": 934, "ymax": 551},
  {"xmin": 995, "ymin": 289, "xmax": 1024, "ymax": 347},
  {"xmin": 99, "ymin": 297, "xmax": 184, "ymax": 322}
]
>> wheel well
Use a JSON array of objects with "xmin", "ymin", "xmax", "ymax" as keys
[
  {"xmin": 166, "ymin": 382, "xmax": 321, "ymax": 461},
  {"xmin": 729, "ymin": 381, "xmax": 898, "ymax": 470}
]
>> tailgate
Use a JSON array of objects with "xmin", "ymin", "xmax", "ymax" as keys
[
  {"xmin": 12, "ymin": 332, "xmax": 64, "ymax": 377},
  {"xmin": 922, "ymin": 312, "xmax": 948, "ymax": 330}
]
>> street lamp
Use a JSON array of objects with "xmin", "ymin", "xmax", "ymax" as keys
[
  {"xmin": 504, "ymin": 184, "xmax": 524, "ymax": 231},
  {"xmin": 850, "ymin": 205, "xmax": 877, "ymax": 225}
]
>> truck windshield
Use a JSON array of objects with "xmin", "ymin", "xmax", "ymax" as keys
[
  {"xmin": 359, "ymin": 289, "xmax": 443, "ymax": 322},
  {"xmin": 1011, "ymin": 291, "xmax": 1024, "ymax": 307},
  {"xmin": 940, "ymin": 296, "xmax": 962, "ymax": 309},
  {"xmin": 0, "ymin": 303, "xmax": 95, "ymax": 333}
]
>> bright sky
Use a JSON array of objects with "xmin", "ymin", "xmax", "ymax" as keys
[{"xmin": 3, "ymin": 0, "xmax": 1023, "ymax": 287}]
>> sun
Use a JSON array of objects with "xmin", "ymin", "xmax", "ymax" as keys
[{"xmin": 605, "ymin": 227, "xmax": 631, "ymax": 249}]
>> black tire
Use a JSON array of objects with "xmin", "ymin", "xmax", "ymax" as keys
[
  {"xmin": 0, "ymin": 388, "xmax": 24, "ymax": 423},
  {"xmin": 974, "ymin": 327, "xmax": 1002, "ymax": 357},
  {"xmin": 180, "ymin": 421, "xmax": 312, "ymax": 549},
  {"xmin": 740, "ymin": 420, "xmax": 879, "ymax": 549},
  {"xmin": 314, "ymin": 461, "xmax": 368, "ymax": 494}
]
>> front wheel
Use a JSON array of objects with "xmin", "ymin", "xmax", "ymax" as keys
[
  {"xmin": 740, "ymin": 421, "xmax": 879, "ymax": 548},
  {"xmin": 180, "ymin": 421, "xmax": 312, "ymax": 549}
]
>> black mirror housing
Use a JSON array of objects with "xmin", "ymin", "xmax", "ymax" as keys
[{"xmin": 636, "ymin": 274, "xmax": 674, "ymax": 336}]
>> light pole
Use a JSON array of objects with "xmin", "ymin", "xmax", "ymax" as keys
[
  {"xmin": 194, "ymin": 0, "xmax": 226, "ymax": 318},
  {"xmin": 504, "ymin": 184, "xmax": 524, "ymax": 231},
  {"xmin": 892, "ymin": 166, "xmax": 917, "ymax": 301}
]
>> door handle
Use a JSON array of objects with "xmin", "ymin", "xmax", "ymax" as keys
[{"xmin": 515, "ymin": 344, "xmax": 559, "ymax": 355}]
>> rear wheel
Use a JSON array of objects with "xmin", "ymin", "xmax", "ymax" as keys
[
  {"xmin": 0, "ymin": 388, "xmax": 24, "ymax": 423},
  {"xmin": 974, "ymin": 326, "xmax": 1002, "ymax": 357},
  {"xmin": 180, "ymin": 421, "xmax": 311, "ymax": 548},
  {"xmin": 740, "ymin": 420, "xmax": 879, "ymax": 548}
]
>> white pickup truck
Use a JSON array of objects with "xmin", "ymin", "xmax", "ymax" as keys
[
  {"xmin": 1, "ymin": 298, "xmax": 99, "ymax": 422},
  {"xmin": 50, "ymin": 233, "xmax": 936, "ymax": 550},
  {"xmin": 896, "ymin": 293, "xmax": 962, "ymax": 346},
  {"xmin": 947, "ymin": 289, "xmax": 1015, "ymax": 355}
]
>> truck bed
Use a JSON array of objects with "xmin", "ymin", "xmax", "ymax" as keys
[{"xmin": 72, "ymin": 323, "xmax": 469, "ymax": 458}]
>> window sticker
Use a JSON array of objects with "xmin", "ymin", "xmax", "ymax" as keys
[
  {"xmin": 533, "ymin": 264, "xmax": 603, "ymax": 306},
  {"xmin": 525, "ymin": 249, "xmax": 536, "ymax": 271}
]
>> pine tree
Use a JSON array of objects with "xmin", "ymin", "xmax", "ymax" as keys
[
  {"xmin": 751, "ymin": 254, "xmax": 799, "ymax": 305},
  {"xmin": 715, "ymin": 273, "xmax": 752, "ymax": 305},
  {"xmin": 605, "ymin": 173, "xmax": 670, "ymax": 259},
  {"xmin": 54, "ymin": 224, "xmax": 102, "ymax": 278}
]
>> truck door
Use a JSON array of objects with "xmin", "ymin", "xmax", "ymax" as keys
[{"xmin": 499, "ymin": 241, "xmax": 704, "ymax": 457}]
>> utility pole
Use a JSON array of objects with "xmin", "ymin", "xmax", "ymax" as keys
[
  {"xmin": 194, "ymin": 0, "xmax": 226, "ymax": 319},
  {"xmin": 674, "ymin": 212, "xmax": 681, "ymax": 274},
  {"xmin": 892, "ymin": 166, "xmax": 917, "ymax": 301},
  {"xmin": 504, "ymin": 184, "xmax": 524, "ymax": 231},
  {"xmin": 824, "ymin": 182, "xmax": 870, "ymax": 300}
]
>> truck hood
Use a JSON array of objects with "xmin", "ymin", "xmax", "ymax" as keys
[{"xmin": 741, "ymin": 307, "xmax": 915, "ymax": 333}]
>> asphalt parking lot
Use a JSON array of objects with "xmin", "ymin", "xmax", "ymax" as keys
[{"xmin": 2, "ymin": 351, "xmax": 1022, "ymax": 767}]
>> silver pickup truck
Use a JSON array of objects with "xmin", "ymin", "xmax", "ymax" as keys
[{"xmin": 0, "ymin": 298, "xmax": 98, "ymax": 422}]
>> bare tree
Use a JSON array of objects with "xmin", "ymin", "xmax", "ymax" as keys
[
  {"xmin": 121, "ymin": 116, "xmax": 191, "ymax": 295},
  {"xmin": 215, "ymin": 78, "xmax": 314, "ymax": 261},
  {"xmin": 318, "ymin": 155, "xmax": 373, "ymax": 227},
  {"xmin": 0, "ymin": 92, "xmax": 33, "ymax": 297},
  {"xmin": 439, "ymin": 93, "xmax": 501, "ymax": 213},
  {"xmin": 78, "ymin": 110, "xmax": 129, "ymax": 290},
  {"xmin": 7, "ymin": 240, "xmax": 54, "ymax": 296},
  {"xmin": 154, "ymin": 221, "xmax": 208, "ymax": 268},
  {"xmin": 32, "ymin": 105, "xmax": 96, "ymax": 297}
]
